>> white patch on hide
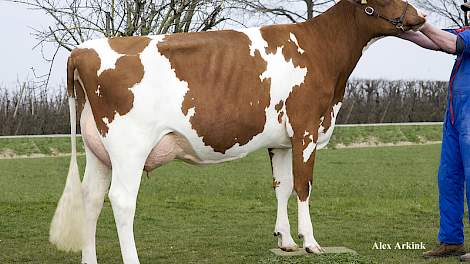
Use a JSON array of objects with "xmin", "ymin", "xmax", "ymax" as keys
[
  {"xmin": 95, "ymin": 86, "xmax": 101, "ymax": 97},
  {"xmin": 302, "ymin": 133, "xmax": 316, "ymax": 162},
  {"xmin": 290, "ymin": 33, "xmax": 305, "ymax": 54},
  {"xmin": 79, "ymin": 38, "xmax": 121, "ymax": 76},
  {"xmin": 286, "ymin": 119, "xmax": 294, "ymax": 138},
  {"xmin": 317, "ymin": 102, "xmax": 342, "ymax": 149},
  {"xmin": 235, "ymin": 27, "xmax": 268, "ymax": 57},
  {"xmin": 186, "ymin": 107, "xmax": 196, "ymax": 119},
  {"xmin": 102, "ymin": 117, "xmax": 110, "ymax": 126}
]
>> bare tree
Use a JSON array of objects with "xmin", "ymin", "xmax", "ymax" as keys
[
  {"xmin": 9, "ymin": 0, "xmax": 240, "ymax": 88},
  {"xmin": 12, "ymin": 0, "xmax": 337, "ymax": 52},
  {"xmin": 11, "ymin": 0, "xmax": 235, "ymax": 51},
  {"xmin": 415, "ymin": 0, "xmax": 468, "ymax": 27},
  {"xmin": 234, "ymin": 0, "xmax": 335, "ymax": 24}
]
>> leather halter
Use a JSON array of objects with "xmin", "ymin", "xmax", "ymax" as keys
[{"xmin": 348, "ymin": 0, "xmax": 410, "ymax": 31}]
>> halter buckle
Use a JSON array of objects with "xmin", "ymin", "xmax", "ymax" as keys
[{"xmin": 364, "ymin": 6, "xmax": 374, "ymax": 16}]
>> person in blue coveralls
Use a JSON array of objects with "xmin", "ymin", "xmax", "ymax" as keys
[{"xmin": 399, "ymin": 3, "xmax": 470, "ymax": 261}]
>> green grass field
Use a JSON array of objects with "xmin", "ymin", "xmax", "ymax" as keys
[{"xmin": 2, "ymin": 141, "xmax": 470, "ymax": 264}]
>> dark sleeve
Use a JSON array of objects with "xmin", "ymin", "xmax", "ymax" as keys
[{"xmin": 456, "ymin": 36, "xmax": 465, "ymax": 55}]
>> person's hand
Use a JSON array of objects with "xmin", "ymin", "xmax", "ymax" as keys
[
  {"xmin": 419, "ymin": 22, "xmax": 432, "ymax": 33},
  {"xmin": 417, "ymin": 20, "xmax": 432, "ymax": 32},
  {"xmin": 398, "ymin": 22, "xmax": 442, "ymax": 51}
]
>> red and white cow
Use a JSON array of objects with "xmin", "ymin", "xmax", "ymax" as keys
[{"xmin": 49, "ymin": 0, "xmax": 425, "ymax": 263}]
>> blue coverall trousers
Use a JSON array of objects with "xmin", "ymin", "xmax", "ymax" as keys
[{"xmin": 438, "ymin": 93, "xmax": 470, "ymax": 245}]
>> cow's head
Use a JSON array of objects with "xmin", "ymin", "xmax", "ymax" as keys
[{"xmin": 349, "ymin": 0, "xmax": 426, "ymax": 35}]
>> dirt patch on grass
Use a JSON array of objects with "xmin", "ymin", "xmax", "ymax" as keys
[
  {"xmin": 49, "ymin": 147, "xmax": 61, "ymax": 156},
  {"xmin": 0, "ymin": 149, "xmax": 16, "ymax": 159}
]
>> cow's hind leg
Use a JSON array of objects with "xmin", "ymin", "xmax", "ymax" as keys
[
  {"xmin": 292, "ymin": 140, "xmax": 324, "ymax": 254},
  {"xmin": 269, "ymin": 148, "xmax": 298, "ymax": 251},
  {"xmin": 81, "ymin": 144, "xmax": 111, "ymax": 264},
  {"xmin": 107, "ymin": 141, "xmax": 150, "ymax": 264}
]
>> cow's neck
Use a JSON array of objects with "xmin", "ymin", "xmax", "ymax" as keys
[{"xmin": 303, "ymin": 0, "xmax": 382, "ymax": 78}]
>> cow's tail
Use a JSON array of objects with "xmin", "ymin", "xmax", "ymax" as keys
[{"xmin": 49, "ymin": 54, "xmax": 86, "ymax": 252}]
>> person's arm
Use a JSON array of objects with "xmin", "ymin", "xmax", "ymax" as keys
[
  {"xmin": 398, "ymin": 30, "xmax": 441, "ymax": 51},
  {"xmin": 398, "ymin": 23, "xmax": 463, "ymax": 54},
  {"xmin": 419, "ymin": 23, "xmax": 458, "ymax": 54}
]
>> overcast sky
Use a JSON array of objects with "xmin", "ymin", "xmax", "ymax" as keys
[{"xmin": 0, "ymin": 1, "xmax": 457, "ymax": 92}]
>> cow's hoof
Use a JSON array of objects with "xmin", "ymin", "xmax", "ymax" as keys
[
  {"xmin": 275, "ymin": 231, "xmax": 298, "ymax": 251},
  {"xmin": 305, "ymin": 244, "xmax": 325, "ymax": 254},
  {"xmin": 280, "ymin": 244, "xmax": 299, "ymax": 252}
]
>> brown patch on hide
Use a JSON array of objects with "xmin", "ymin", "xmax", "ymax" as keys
[
  {"xmin": 275, "ymin": 100, "xmax": 285, "ymax": 124},
  {"xmin": 158, "ymin": 30, "xmax": 271, "ymax": 153},
  {"xmin": 68, "ymin": 47, "xmax": 144, "ymax": 136},
  {"xmin": 268, "ymin": 148, "xmax": 275, "ymax": 174},
  {"xmin": 321, "ymin": 106, "xmax": 333, "ymax": 132},
  {"xmin": 108, "ymin": 36, "xmax": 151, "ymax": 55},
  {"xmin": 277, "ymin": 112, "xmax": 284, "ymax": 124},
  {"xmin": 275, "ymin": 100, "xmax": 284, "ymax": 112},
  {"xmin": 273, "ymin": 179, "xmax": 280, "ymax": 189}
]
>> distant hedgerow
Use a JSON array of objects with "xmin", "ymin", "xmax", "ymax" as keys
[{"xmin": 0, "ymin": 79, "xmax": 448, "ymax": 136}]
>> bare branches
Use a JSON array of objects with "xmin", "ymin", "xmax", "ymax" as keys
[
  {"xmin": 9, "ymin": 0, "xmax": 243, "ymax": 90},
  {"xmin": 340, "ymin": 79, "xmax": 448, "ymax": 124},
  {"xmin": 11, "ymin": 0, "xmax": 238, "ymax": 50},
  {"xmin": 12, "ymin": 0, "xmax": 337, "ymax": 52},
  {"xmin": 234, "ymin": 0, "xmax": 335, "ymax": 24},
  {"xmin": 415, "ymin": 0, "xmax": 467, "ymax": 27}
]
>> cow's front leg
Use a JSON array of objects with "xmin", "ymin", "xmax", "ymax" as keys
[
  {"xmin": 292, "ymin": 138, "xmax": 324, "ymax": 254},
  {"xmin": 269, "ymin": 148, "xmax": 298, "ymax": 251}
]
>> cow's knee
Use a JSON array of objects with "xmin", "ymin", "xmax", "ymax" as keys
[{"xmin": 108, "ymin": 185, "xmax": 137, "ymax": 219}]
